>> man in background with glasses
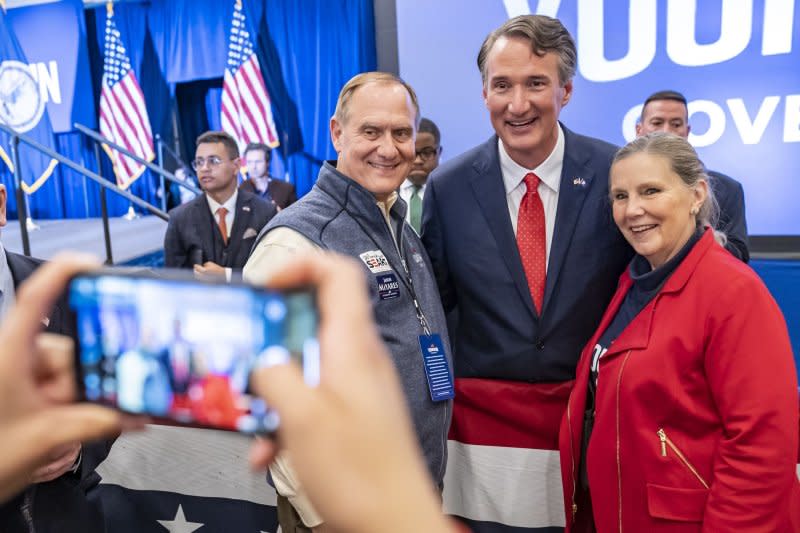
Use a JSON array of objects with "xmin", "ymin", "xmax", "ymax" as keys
[
  {"xmin": 164, "ymin": 131, "xmax": 276, "ymax": 279},
  {"xmin": 399, "ymin": 118, "xmax": 442, "ymax": 234}
]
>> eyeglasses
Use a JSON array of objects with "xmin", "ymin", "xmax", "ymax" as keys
[
  {"xmin": 191, "ymin": 156, "xmax": 228, "ymax": 170},
  {"xmin": 415, "ymin": 147, "xmax": 440, "ymax": 161}
]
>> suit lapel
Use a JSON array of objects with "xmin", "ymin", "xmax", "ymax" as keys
[
  {"xmin": 227, "ymin": 193, "xmax": 251, "ymax": 253},
  {"xmin": 194, "ymin": 195, "xmax": 218, "ymax": 260},
  {"xmin": 542, "ymin": 128, "xmax": 595, "ymax": 314},
  {"xmin": 470, "ymin": 139, "xmax": 536, "ymax": 319},
  {"xmin": 5, "ymin": 251, "xmax": 33, "ymax": 288}
]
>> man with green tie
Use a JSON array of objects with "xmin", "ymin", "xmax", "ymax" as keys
[{"xmin": 400, "ymin": 117, "xmax": 441, "ymax": 233}]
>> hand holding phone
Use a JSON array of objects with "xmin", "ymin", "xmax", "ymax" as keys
[{"xmin": 68, "ymin": 269, "xmax": 319, "ymax": 434}]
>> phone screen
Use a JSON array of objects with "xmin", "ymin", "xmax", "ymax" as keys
[{"xmin": 68, "ymin": 271, "xmax": 319, "ymax": 434}]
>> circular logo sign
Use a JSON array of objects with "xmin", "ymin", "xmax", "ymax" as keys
[{"xmin": 0, "ymin": 60, "xmax": 44, "ymax": 133}]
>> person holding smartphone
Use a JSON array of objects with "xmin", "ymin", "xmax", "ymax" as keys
[{"xmin": 0, "ymin": 253, "xmax": 463, "ymax": 533}]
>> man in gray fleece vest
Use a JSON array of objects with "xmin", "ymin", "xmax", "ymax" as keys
[{"xmin": 244, "ymin": 72, "xmax": 452, "ymax": 533}]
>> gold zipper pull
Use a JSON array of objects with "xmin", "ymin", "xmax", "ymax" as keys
[
  {"xmin": 572, "ymin": 503, "xmax": 578, "ymax": 520},
  {"xmin": 657, "ymin": 429, "xmax": 667, "ymax": 456}
]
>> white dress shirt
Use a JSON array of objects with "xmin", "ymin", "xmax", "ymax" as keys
[
  {"xmin": 499, "ymin": 124, "xmax": 565, "ymax": 270},
  {"xmin": 398, "ymin": 179, "xmax": 426, "ymax": 223},
  {"xmin": 206, "ymin": 189, "xmax": 238, "ymax": 239}
]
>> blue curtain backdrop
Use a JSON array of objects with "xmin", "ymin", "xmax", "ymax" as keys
[{"xmin": 5, "ymin": 0, "xmax": 375, "ymax": 219}]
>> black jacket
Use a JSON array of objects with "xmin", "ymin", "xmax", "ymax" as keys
[
  {"xmin": 0, "ymin": 252, "xmax": 114, "ymax": 533},
  {"xmin": 164, "ymin": 190, "xmax": 277, "ymax": 270}
]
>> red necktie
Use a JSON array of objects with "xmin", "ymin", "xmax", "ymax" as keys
[
  {"xmin": 216, "ymin": 206, "xmax": 228, "ymax": 245},
  {"xmin": 516, "ymin": 172, "xmax": 546, "ymax": 313}
]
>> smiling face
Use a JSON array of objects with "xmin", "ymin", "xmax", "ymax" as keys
[
  {"xmin": 483, "ymin": 36, "xmax": 572, "ymax": 169},
  {"xmin": 610, "ymin": 152, "xmax": 707, "ymax": 270},
  {"xmin": 330, "ymin": 81, "xmax": 417, "ymax": 201}
]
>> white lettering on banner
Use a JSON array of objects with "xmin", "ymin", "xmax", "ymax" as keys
[
  {"xmin": 763, "ymin": 0, "xmax": 796, "ymax": 55},
  {"xmin": 621, "ymin": 95, "xmax": 800, "ymax": 146},
  {"xmin": 504, "ymin": 0, "xmax": 796, "ymax": 82},
  {"xmin": 728, "ymin": 96, "xmax": 780, "ymax": 145},
  {"xmin": 578, "ymin": 0, "xmax": 657, "ymax": 83},
  {"xmin": 689, "ymin": 100, "xmax": 728, "ymax": 147},
  {"xmin": 621, "ymin": 104, "xmax": 644, "ymax": 143},
  {"xmin": 502, "ymin": 0, "xmax": 561, "ymax": 18},
  {"xmin": 785, "ymin": 95, "xmax": 800, "ymax": 142},
  {"xmin": 27, "ymin": 61, "xmax": 61, "ymax": 104},
  {"xmin": 667, "ymin": 0, "xmax": 753, "ymax": 67}
]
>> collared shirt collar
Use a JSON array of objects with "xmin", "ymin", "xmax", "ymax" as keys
[
  {"xmin": 400, "ymin": 179, "xmax": 424, "ymax": 192},
  {"xmin": 206, "ymin": 188, "xmax": 238, "ymax": 216},
  {"xmin": 499, "ymin": 123, "xmax": 564, "ymax": 194},
  {"xmin": 376, "ymin": 191, "xmax": 399, "ymax": 224}
]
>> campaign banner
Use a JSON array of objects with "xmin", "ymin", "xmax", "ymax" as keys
[
  {"xmin": 6, "ymin": 0, "xmax": 95, "ymax": 133},
  {"xmin": 398, "ymin": 0, "xmax": 800, "ymax": 235}
]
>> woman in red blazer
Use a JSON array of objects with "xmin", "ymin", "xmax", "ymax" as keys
[{"xmin": 560, "ymin": 133, "xmax": 800, "ymax": 532}]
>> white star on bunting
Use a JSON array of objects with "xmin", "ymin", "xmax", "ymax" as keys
[{"xmin": 157, "ymin": 504, "xmax": 204, "ymax": 533}]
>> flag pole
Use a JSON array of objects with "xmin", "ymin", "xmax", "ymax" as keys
[
  {"xmin": 10, "ymin": 137, "xmax": 31, "ymax": 256},
  {"xmin": 24, "ymin": 192, "xmax": 39, "ymax": 231},
  {"xmin": 123, "ymin": 202, "xmax": 138, "ymax": 220}
]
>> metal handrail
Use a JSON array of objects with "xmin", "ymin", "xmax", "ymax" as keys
[
  {"xmin": 74, "ymin": 123, "xmax": 202, "ymax": 196},
  {"xmin": 0, "ymin": 123, "xmax": 169, "ymax": 262},
  {"xmin": 156, "ymin": 134, "xmax": 189, "ymax": 169}
]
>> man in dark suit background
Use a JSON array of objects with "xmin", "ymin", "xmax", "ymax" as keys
[
  {"xmin": 239, "ymin": 142, "xmax": 297, "ymax": 210},
  {"xmin": 636, "ymin": 90, "xmax": 749, "ymax": 262},
  {"xmin": 0, "ymin": 184, "xmax": 113, "ymax": 533},
  {"xmin": 164, "ymin": 131, "xmax": 277, "ymax": 279},
  {"xmin": 421, "ymin": 15, "xmax": 633, "ymax": 531}
]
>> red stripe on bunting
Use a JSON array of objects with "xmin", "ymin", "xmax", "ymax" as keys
[{"xmin": 448, "ymin": 377, "xmax": 573, "ymax": 450}]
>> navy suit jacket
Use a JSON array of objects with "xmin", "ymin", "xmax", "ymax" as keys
[
  {"xmin": 0, "ymin": 252, "xmax": 114, "ymax": 533},
  {"xmin": 707, "ymin": 170, "xmax": 749, "ymax": 263},
  {"xmin": 422, "ymin": 126, "xmax": 633, "ymax": 383},
  {"xmin": 164, "ymin": 190, "xmax": 276, "ymax": 270}
]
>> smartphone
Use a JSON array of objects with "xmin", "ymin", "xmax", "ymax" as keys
[{"xmin": 68, "ymin": 268, "xmax": 319, "ymax": 434}]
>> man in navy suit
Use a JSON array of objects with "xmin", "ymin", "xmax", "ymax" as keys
[
  {"xmin": 164, "ymin": 131, "xmax": 276, "ymax": 279},
  {"xmin": 636, "ymin": 90, "xmax": 749, "ymax": 262},
  {"xmin": 422, "ymin": 15, "xmax": 632, "ymax": 531}
]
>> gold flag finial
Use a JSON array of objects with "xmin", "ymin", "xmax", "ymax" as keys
[{"xmin": 106, "ymin": 1, "xmax": 114, "ymax": 17}]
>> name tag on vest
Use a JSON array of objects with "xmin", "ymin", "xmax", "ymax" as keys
[{"xmin": 376, "ymin": 272, "xmax": 400, "ymax": 300}]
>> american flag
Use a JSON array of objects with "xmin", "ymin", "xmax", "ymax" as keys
[
  {"xmin": 221, "ymin": 0, "xmax": 279, "ymax": 156},
  {"xmin": 98, "ymin": 3, "xmax": 154, "ymax": 189}
]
